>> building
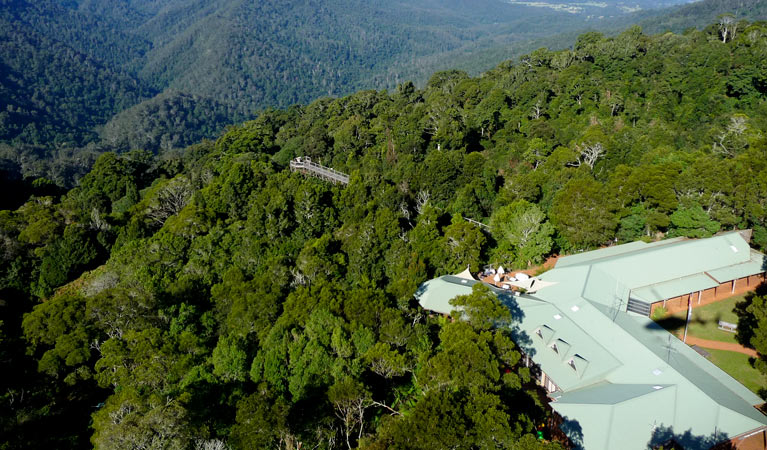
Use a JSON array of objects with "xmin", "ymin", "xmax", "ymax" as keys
[{"xmin": 415, "ymin": 231, "xmax": 767, "ymax": 449}]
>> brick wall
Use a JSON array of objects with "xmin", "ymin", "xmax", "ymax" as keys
[
  {"xmin": 714, "ymin": 427, "xmax": 767, "ymax": 450},
  {"xmin": 649, "ymin": 274, "xmax": 766, "ymax": 315}
]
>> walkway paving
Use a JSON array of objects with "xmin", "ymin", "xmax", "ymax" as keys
[{"xmin": 683, "ymin": 335, "xmax": 759, "ymax": 358}]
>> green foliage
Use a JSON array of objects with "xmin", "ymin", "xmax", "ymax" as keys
[
  {"xmin": 22, "ymin": 293, "xmax": 94, "ymax": 383},
  {"xmin": 441, "ymin": 215, "xmax": 486, "ymax": 273},
  {"xmin": 491, "ymin": 200, "xmax": 554, "ymax": 268},
  {"xmin": 211, "ymin": 335, "xmax": 248, "ymax": 382},
  {"xmin": 229, "ymin": 384, "xmax": 290, "ymax": 448},
  {"xmin": 550, "ymin": 178, "xmax": 618, "ymax": 250},
  {"xmin": 34, "ymin": 225, "xmax": 99, "ymax": 298},
  {"xmin": 5, "ymin": 19, "xmax": 767, "ymax": 449},
  {"xmin": 450, "ymin": 284, "xmax": 513, "ymax": 331},
  {"xmin": 651, "ymin": 306, "xmax": 669, "ymax": 321},
  {"xmin": 669, "ymin": 204, "xmax": 721, "ymax": 238},
  {"xmin": 735, "ymin": 293, "xmax": 767, "ymax": 392}
]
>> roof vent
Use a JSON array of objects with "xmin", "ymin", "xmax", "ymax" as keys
[
  {"xmin": 550, "ymin": 343, "xmax": 559, "ymax": 354},
  {"xmin": 570, "ymin": 305, "xmax": 580, "ymax": 312},
  {"xmin": 652, "ymin": 369, "xmax": 662, "ymax": 376},
  {"xmin": 460, "ymin": 279, "xmax": 468, "ymax": 284},
  {"xmin": 535, "ymin": 325, "xmax": 556, "ymax": 343},
  {"xmin": 553, "ymin": 314, "xmax": 562, "ymax": 320},
  {"xmin": 653, "ymin": 385, "xmax": 663, "ymax": 390},
  {"xmin": 568, "ymin": 354, "xmax": 589, "ymax": 377},
  {"xmin": 730, "ymin": 245, "xmax": 739, "ymax": 253},
  {"xmin": 554, "ymin": 338, "xmax": 572, "ymax": 359}
]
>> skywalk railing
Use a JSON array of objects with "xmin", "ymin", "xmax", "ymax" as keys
[{"xmin": 289, "ymin": 157, "xmax": 350, "ymax": 185}]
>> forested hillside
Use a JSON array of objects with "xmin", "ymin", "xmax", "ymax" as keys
[
  {"xmin": 2, "ymin": 0, "xmax": 750, "ymax": 185},
  {"xmin": 1, "ymin": 22, "xmax": 767, "ymax": 448}
]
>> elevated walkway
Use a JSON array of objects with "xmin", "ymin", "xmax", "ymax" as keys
[{"xmin": 289, "ymin": 157, "xmax": 349, "ymax": 185}]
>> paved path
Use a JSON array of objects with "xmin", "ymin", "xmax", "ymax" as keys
[{"xmin": 683, "ymin": 336, "xmax": 759, "ymax": 358}]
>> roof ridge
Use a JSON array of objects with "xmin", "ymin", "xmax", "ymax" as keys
[{"xmin": 568, "ymin": 237, "xmax": 693, "ymax": 267}]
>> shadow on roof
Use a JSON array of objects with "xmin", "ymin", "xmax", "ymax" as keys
[
  {"xmin": 647, "ymin": 425, "xmax": 732, "ymax": 450},
  {"xmin": 559, "ymin": 415, "xmax": 584, "ymax": 450},
  {"xmin": 497, "ymin": 293, "xmax": 535, "ymax": 356}
]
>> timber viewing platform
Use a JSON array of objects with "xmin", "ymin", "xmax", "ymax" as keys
[{"xmin": 289, "ymin": 157, "xmax": 350, "ymax": 185}]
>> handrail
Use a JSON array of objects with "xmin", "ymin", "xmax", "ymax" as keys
[
  {"xmin": 290, "ymin": 157, "xmax": 350, "ymax": 184},
  {"xmin": 465, "ymin": 217, "xmax": 491, "ymax": 230}
]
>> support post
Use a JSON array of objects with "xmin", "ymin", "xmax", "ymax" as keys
[{"xmin": 683, "ymin": 297, "xmax": 692, "ymax": 344}]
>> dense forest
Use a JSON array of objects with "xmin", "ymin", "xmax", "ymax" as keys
[
  {"xmin": 3, "ymin": 19, "xmax": 767, "ymax": 449},
  {"xmin": 4, "ymin": 0, "xmax": 766, "ymax": 188}
]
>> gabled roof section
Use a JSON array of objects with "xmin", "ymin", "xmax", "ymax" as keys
[
  {"xmin": 553, "ymin": 382, "xmax": 672, "ymax": 405},
  {"xmin": 551, "ymin": 384, "xmax": 680, "ymax": 450},
  {"xmin": 631, "ymin": 273, "xmax": 719, "ymax": 303},
  {"xmin": 516, "ymin": 301, "xmax": 622, "ymax": 391},
  {"xmin": 585, "ymin": 232, "xmax": 752, "ymax": 291},
  {"xmin": 415, "ymin": 273, "xmax": 541, "ymax": 316},
  {"xmin": 590, "ymin": 300, "xmax": 766, "ymax": 421},
  {"xmin": 555, "ymin": 237, "xmax": 686, "ymax": 268},
  {"xmin": 707, "ymin": 249, "xmax": 767, "ymax": 283},
  {"xmin": 414, "ymin": 233, "xmax": 767, "ymax": 450},
  {"xmin": 414, "ymin": 277, "xmax": 474, "ymax": 314},
  {"xmin": 545, "ymin": 232, "xmax": 765, "ymax": 308}
]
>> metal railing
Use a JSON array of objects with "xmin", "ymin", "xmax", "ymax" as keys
[
  {"xmin": 465, "ymin": 217, "xmax": 491, "ymax": 230},
  {"xmin": 289, "ymin": 157, "xmax": 350, "ymax": 185}
]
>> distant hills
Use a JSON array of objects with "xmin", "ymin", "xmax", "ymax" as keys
[{"xmin": 1, "ymin": 0, "xmax": 766, "ymax": 183}]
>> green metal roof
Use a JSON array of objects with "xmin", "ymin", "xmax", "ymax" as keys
[
  {"xmin": 541, "ymin": 232, "xmax": 761, "ymax": 308},
  {"xmin": 555, "ymin": 237, "xmax": 687, "ymax": 268},
  {"xmin": 631, "ymin": 273, "xmax": 719, "ymax": 303},
  {"xmin": 555, "ymin": 241, "xmax": 650, "ymax": 268},
  {"xmin": 415, "ymin": 277, "xmax": 474, "ymax": 314},
  {"xmin": 707, "ymin": 250, "xmax": 766, "ymax": 283},
  {"xmin": 415, "ymin": 232, "xmax": 767, "ymax": 450},
  {"xmin": 553, "ymin": 382, "xmax": 673, "ymax": 405},
  {"xmin": 514, "ymin": 300, "xmax": 622, "ymax": 392},
  {"xmin": 552, "ymin": 385, "xmax": 680, "ymax": 450},
  {"xmin": 557, "ymin": 232, "xmax": 749, "ymax": 287}
]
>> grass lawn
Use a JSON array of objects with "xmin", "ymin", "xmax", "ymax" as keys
[
  {"xmin": 654, "ymin": 294, "xmax": 746, "ymax": 344},
  {"xmin": 706, "ymin": 348, "xmax": 767, "ymax": 395}
]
